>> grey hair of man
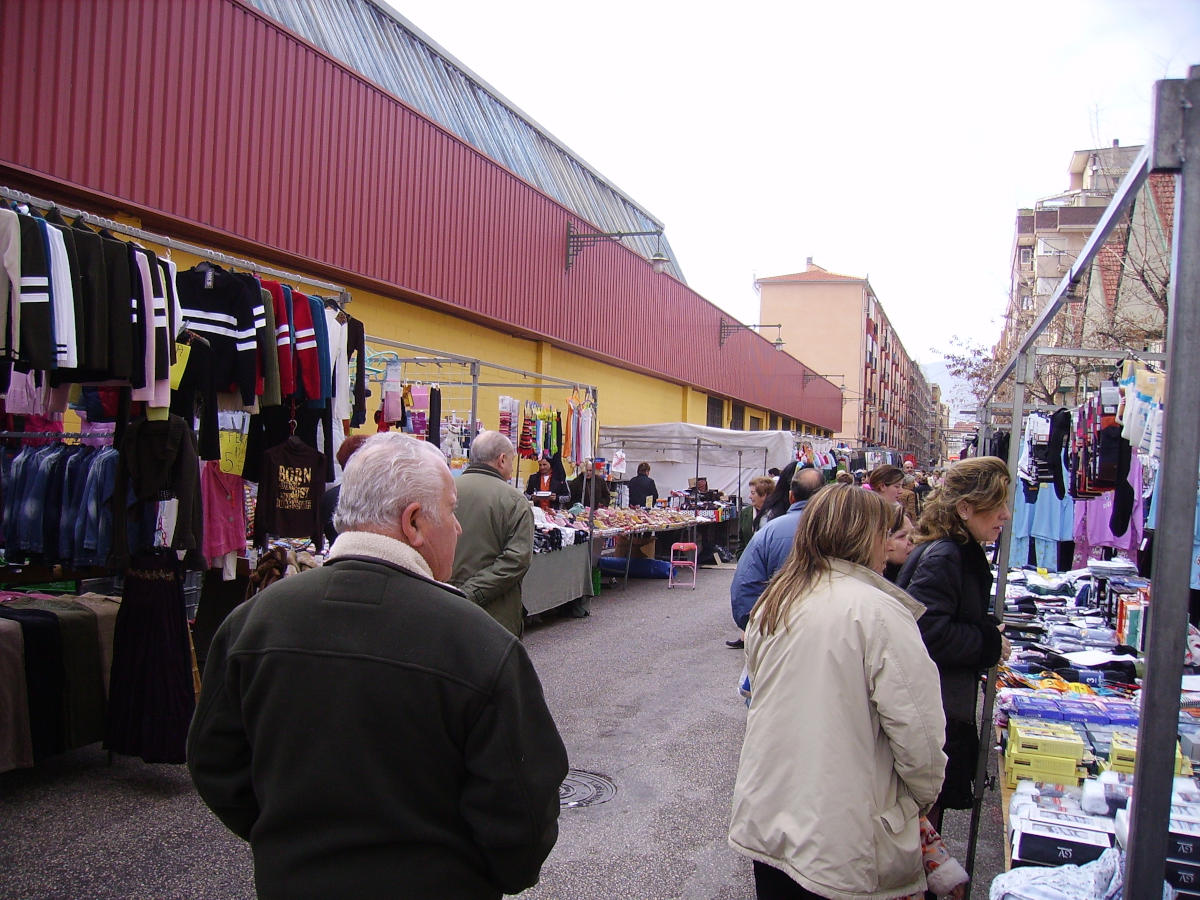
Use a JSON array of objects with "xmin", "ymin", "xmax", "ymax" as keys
[
  {"xmin": 790, "ymin": 466, "xmax": 826, "ymax": 502},
  {"xmin": 334, "ymin": 432, "xmax": 450, "ymax": 533},
  {"xmin": 470, "ymin": 430, "xmax": 515, "ymax": 466}
]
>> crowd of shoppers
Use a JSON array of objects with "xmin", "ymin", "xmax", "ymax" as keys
[{"xmin": 189, "ymin": 439, "xmax": 1009, "ymax": 898}]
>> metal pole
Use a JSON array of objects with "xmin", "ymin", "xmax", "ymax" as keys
[
  {"xmin": 469, "ymin": 361, "xmax": 479, "ymax": 441},
  {"xmin": 964, "ymin": 353, "xmax": 1028, "ymax": 897},
  {"xmin": 737, "ymin": 450, "xmax": 743, "ymax": 516},
  {"xmin": 1127, "ymin": 68, "xmax": 1200, "ymax": 892}
]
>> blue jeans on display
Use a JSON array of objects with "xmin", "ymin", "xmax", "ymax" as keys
[
  {"xmin": 1035, "ymin": 537, "xmax": 1058, "ymax": 572},
  {"xmin": 1010, "ymin": 536, "xmax": 1030, "ymax": 570}
]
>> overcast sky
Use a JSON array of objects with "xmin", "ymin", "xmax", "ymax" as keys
[{"xmin": 383, "ymin": 0, "xmax": 1198, "ymax": 387}]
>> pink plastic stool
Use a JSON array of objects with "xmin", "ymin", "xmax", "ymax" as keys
[{"xmin": 668, "ymin": 542, "xmax": 698, "ymax": 589}]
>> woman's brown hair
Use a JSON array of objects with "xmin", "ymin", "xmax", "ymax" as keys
[
  {"xmin": 752, "ymin": 484, "xmax": 892, "ymax": 636},
  {"xmin": 749, "ymin": 476, "xmax": 775, "ymax": 498},
  {"xmin": 914, "ymin": 456, "xmax": 1010, "ymax": 545},
  {"xmin": 867, "ymin": 465, "xmax": 904, "ymax": 491}
]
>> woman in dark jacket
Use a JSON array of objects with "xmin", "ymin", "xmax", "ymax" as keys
[
  {"xmin": 758, "ymin": 460, "xmax": 798, "ymax": 525},
  {"xmin": 896, "ymin": 455, "xmax": 1012, "ymax": 829}
]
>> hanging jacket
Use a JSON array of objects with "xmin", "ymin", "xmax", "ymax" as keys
[
  {"xmin": 176, "ymin": 265, "xmax": 259, "ymax": 405},
  {"xmin": 260, "ymin": 280, "xmax": 295, "ymax": 397},
  {"xmin": 15, "ymin": 211, "xmax": 55, "ymax": 371},
  {"xmin": 0, "ymin": 208, "xmax": 21, "ymax": 370},
  {"xmin": 290, "ymin": 290, "xmax": 321, "ymax": 402},
  {"xmin": 109, "ymin": 415, "xmax": 205, "ymax": 570},
  {"xmin": 96, "ymin": 227, "xmax": 134, "ymax": 379},
  {"xmin": 346, "ymin": 315, "xmax": 366, "ymax": 427}
]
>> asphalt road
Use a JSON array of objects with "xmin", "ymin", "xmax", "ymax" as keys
[{"xmin": 0, "ymin": 563, "xmax": 1005, "ymax": 899}]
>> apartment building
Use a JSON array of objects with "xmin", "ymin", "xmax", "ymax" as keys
[
  {"xmin": 757, "ymin": 260, "xmax": 937, "ymax": 463},
  {"xmin": 997, "ymin": 142, "xmax": 1143, "ymax": 365}
]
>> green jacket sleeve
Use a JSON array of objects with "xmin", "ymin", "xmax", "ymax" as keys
[
  {"xmin": 186, "ymin": 622, "xmax": 260, "ymax": 840},
  {"xmin": 461, "ymin": 495, "xmax": 534, "ymax": 606},
  {"xmin": 460, "ymin": 641, "xmax": 568, "ymax": 893}
]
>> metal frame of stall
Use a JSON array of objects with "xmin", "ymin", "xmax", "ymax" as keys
[
  {"xmin": 363, "ymin": 333, "xmax": 602, "ymax": 528},
  {"xmin": 592, "ymin": 437, "xmax": 722, "ymax": 587},
  {"xmin": 962, "ymin": 69, "xmax": 1200, "ymax": 895}
]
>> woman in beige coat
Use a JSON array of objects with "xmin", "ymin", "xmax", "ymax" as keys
[{"xmin": 729, "ymin": 485, "xmax": 947, "ymax": 900}]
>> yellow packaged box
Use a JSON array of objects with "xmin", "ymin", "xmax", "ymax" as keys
[
  {"xmin": 1004, "ymin": 761, "xmax": 1088, "ymax": 789},
  {"xmin": 1006, "ymin": 746, "xmax": 1087, "ymax": 780},
  {"xmin": 1109, "ymin": 732, "xmax": 1187, "ymax": 774},
  {"xmin": 1009, "ymin": 720, "xmax": 1087, "ymax": 762}
]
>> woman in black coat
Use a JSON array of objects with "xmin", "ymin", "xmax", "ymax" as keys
[
  {"xmin": 757, "ymin": 460, "xmax": 798, "ymax": 525},
  {"xmin": 896, "ymin": 456, "xmax": 1012, "ymax": 829}
]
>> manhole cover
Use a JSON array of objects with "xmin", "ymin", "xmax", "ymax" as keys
[{"xmin": 559, "ymin": 769, "xmax": 616, "ymax": 808}]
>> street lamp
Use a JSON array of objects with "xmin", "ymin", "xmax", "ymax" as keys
[
  {"xmin": 718, "ymin": 318, "xmax": 784, "ymax": 350},
  {"xmin": 565, "ymin": 222, "xmax": 669, "ymax": 272}
]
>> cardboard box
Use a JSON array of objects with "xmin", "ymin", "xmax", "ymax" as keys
[
  {"xmin": 1023, "ymin": 806, "xmax": 1116, "ymax": 837},
  {"xmin": 1005, "ymin": 761, "xmax": 1087, "ymax": 789},
  {"xmin": 1165, "ymin": 857, "xmax": 1200, "ymax": 892},
  {"xmin": 1109, "ymin": 732, "xmax": 1187, "ymax": 775},
  {"xmin": 1180, "ymin": 729, "xmax": 1200, "ymax": 762},
  {"xmin": 1171, "ymin": 818, "xmax": 1200, "ymax": 860},
  {"xmin": 1010, "ymin": 720, "xmax": 1087, "ymax": 761},
  {"xmin": 1013, "ymin": 697, "xmax": 1063, "ymax": 720},
  {"xmin": 1011, "ymin": 819, "xmax": 1110, "ymax": 866},
  {"xmin": 1006, "ymin": 745, "xmax": 1087, "ymax": 779},
  {"xmin": 1058, "ymin": 698, "xmax": 1111, "ymax": 725}
]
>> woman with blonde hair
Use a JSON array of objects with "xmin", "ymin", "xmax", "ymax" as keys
[
  {"xmin": 896, "ymin": 456, "xmax": 1012, "ymax": 830},
  {"xmin": 729, "ymin": 484, "xmax": 946, "ymax": 899}
]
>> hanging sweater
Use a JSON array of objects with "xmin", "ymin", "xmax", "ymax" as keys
[
  {"xmin": 0, "ymin": 208, "xmax": 20, "ymax": 368},
  {"xmin": 290, "ymin": 290, "xmax": 321, "ymax": 402},
  {"xmin": 96, "ymin": 228, "xmax": 134, "ymax": 379},
  {"xmin": 109, "ymin": 415, "xmax": 205, "ymax": 570},
  {"xmin": 253, "ymin": 436, "xmax": 325, "ymax": 550},
  {"xmin": 346, "ymin": 315, "xmax": 367, "ymax": 427},
  {"xmin": 260, "ymin": 280, "xmax": 295, "ymax": 397},
  {"xmin": 14, "ymin": 212, "xmax": 55, "ymax": 372},
  {"xmin": 176, "ymin": 266, "xmax": 259, "ymax": 405}
]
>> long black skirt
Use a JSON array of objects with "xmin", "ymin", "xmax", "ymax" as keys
[{"xmin": 104, "ymin": 554, "xmax": 195, "ymax": 763}]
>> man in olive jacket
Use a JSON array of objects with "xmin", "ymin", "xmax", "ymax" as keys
[
  {"xmin": 187, "ymin": 434, "xmax": 566, "ymax": 899},
  {"xmin": 452, "ymin": 431, "xmax": 534, "ymax": 637}
]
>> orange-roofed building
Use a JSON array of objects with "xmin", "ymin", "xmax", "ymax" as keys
[{"xmin": 757, "ymin": 259, "xmax": 935, "ymax": 463}]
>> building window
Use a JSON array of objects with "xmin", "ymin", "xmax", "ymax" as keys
[
  {"xmin": 1019, "ymin": 247, "xmax": 1033, "ymax": 266},
  {"xmin": 730, "ymin": 403, "xmax": 745, "ymax": 430},
  {"xmin": 768, "ymin": 413, "xmax": 778, "ymax": 430},
  {"xmin": 749, "ymin": 416, "xmax": 762, "ymax": 431},
  {"xmin": 706, "ymin": 396, "xmax": 724, "ymax": 428},
  {"xmin": 1020, "ymin": 294, "xmax": 1034, "ymax": 311}
]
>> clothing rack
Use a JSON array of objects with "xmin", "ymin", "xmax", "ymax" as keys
[
  {"xmin": 0, "ymin": 432, "xmax": 104, "ymax": 439},
  {"xmin": 1, "ymin": 186, "xmax": 351, "ymax": 302},
  {"xmin": 965, "ymin": 70, "xmax": 1200, "ymax": 895}
]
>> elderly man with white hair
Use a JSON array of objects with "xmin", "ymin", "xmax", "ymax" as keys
[
  {"xmin": 451, "ymin": 430, "xmax": 535, "ymax": 637},
  {"xmin": 188, "ymin": 432, "xmax": 566, "ymax": 899}
]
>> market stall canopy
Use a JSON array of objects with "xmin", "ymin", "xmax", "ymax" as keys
[{"xmin": 597, "ymin": 423, "xmax": 800, "ymax": 499}]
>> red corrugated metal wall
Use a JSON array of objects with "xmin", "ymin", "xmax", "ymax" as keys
[{"xmin": 0, "ymin": 0, "xmax": 842, "ymax": 429}]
